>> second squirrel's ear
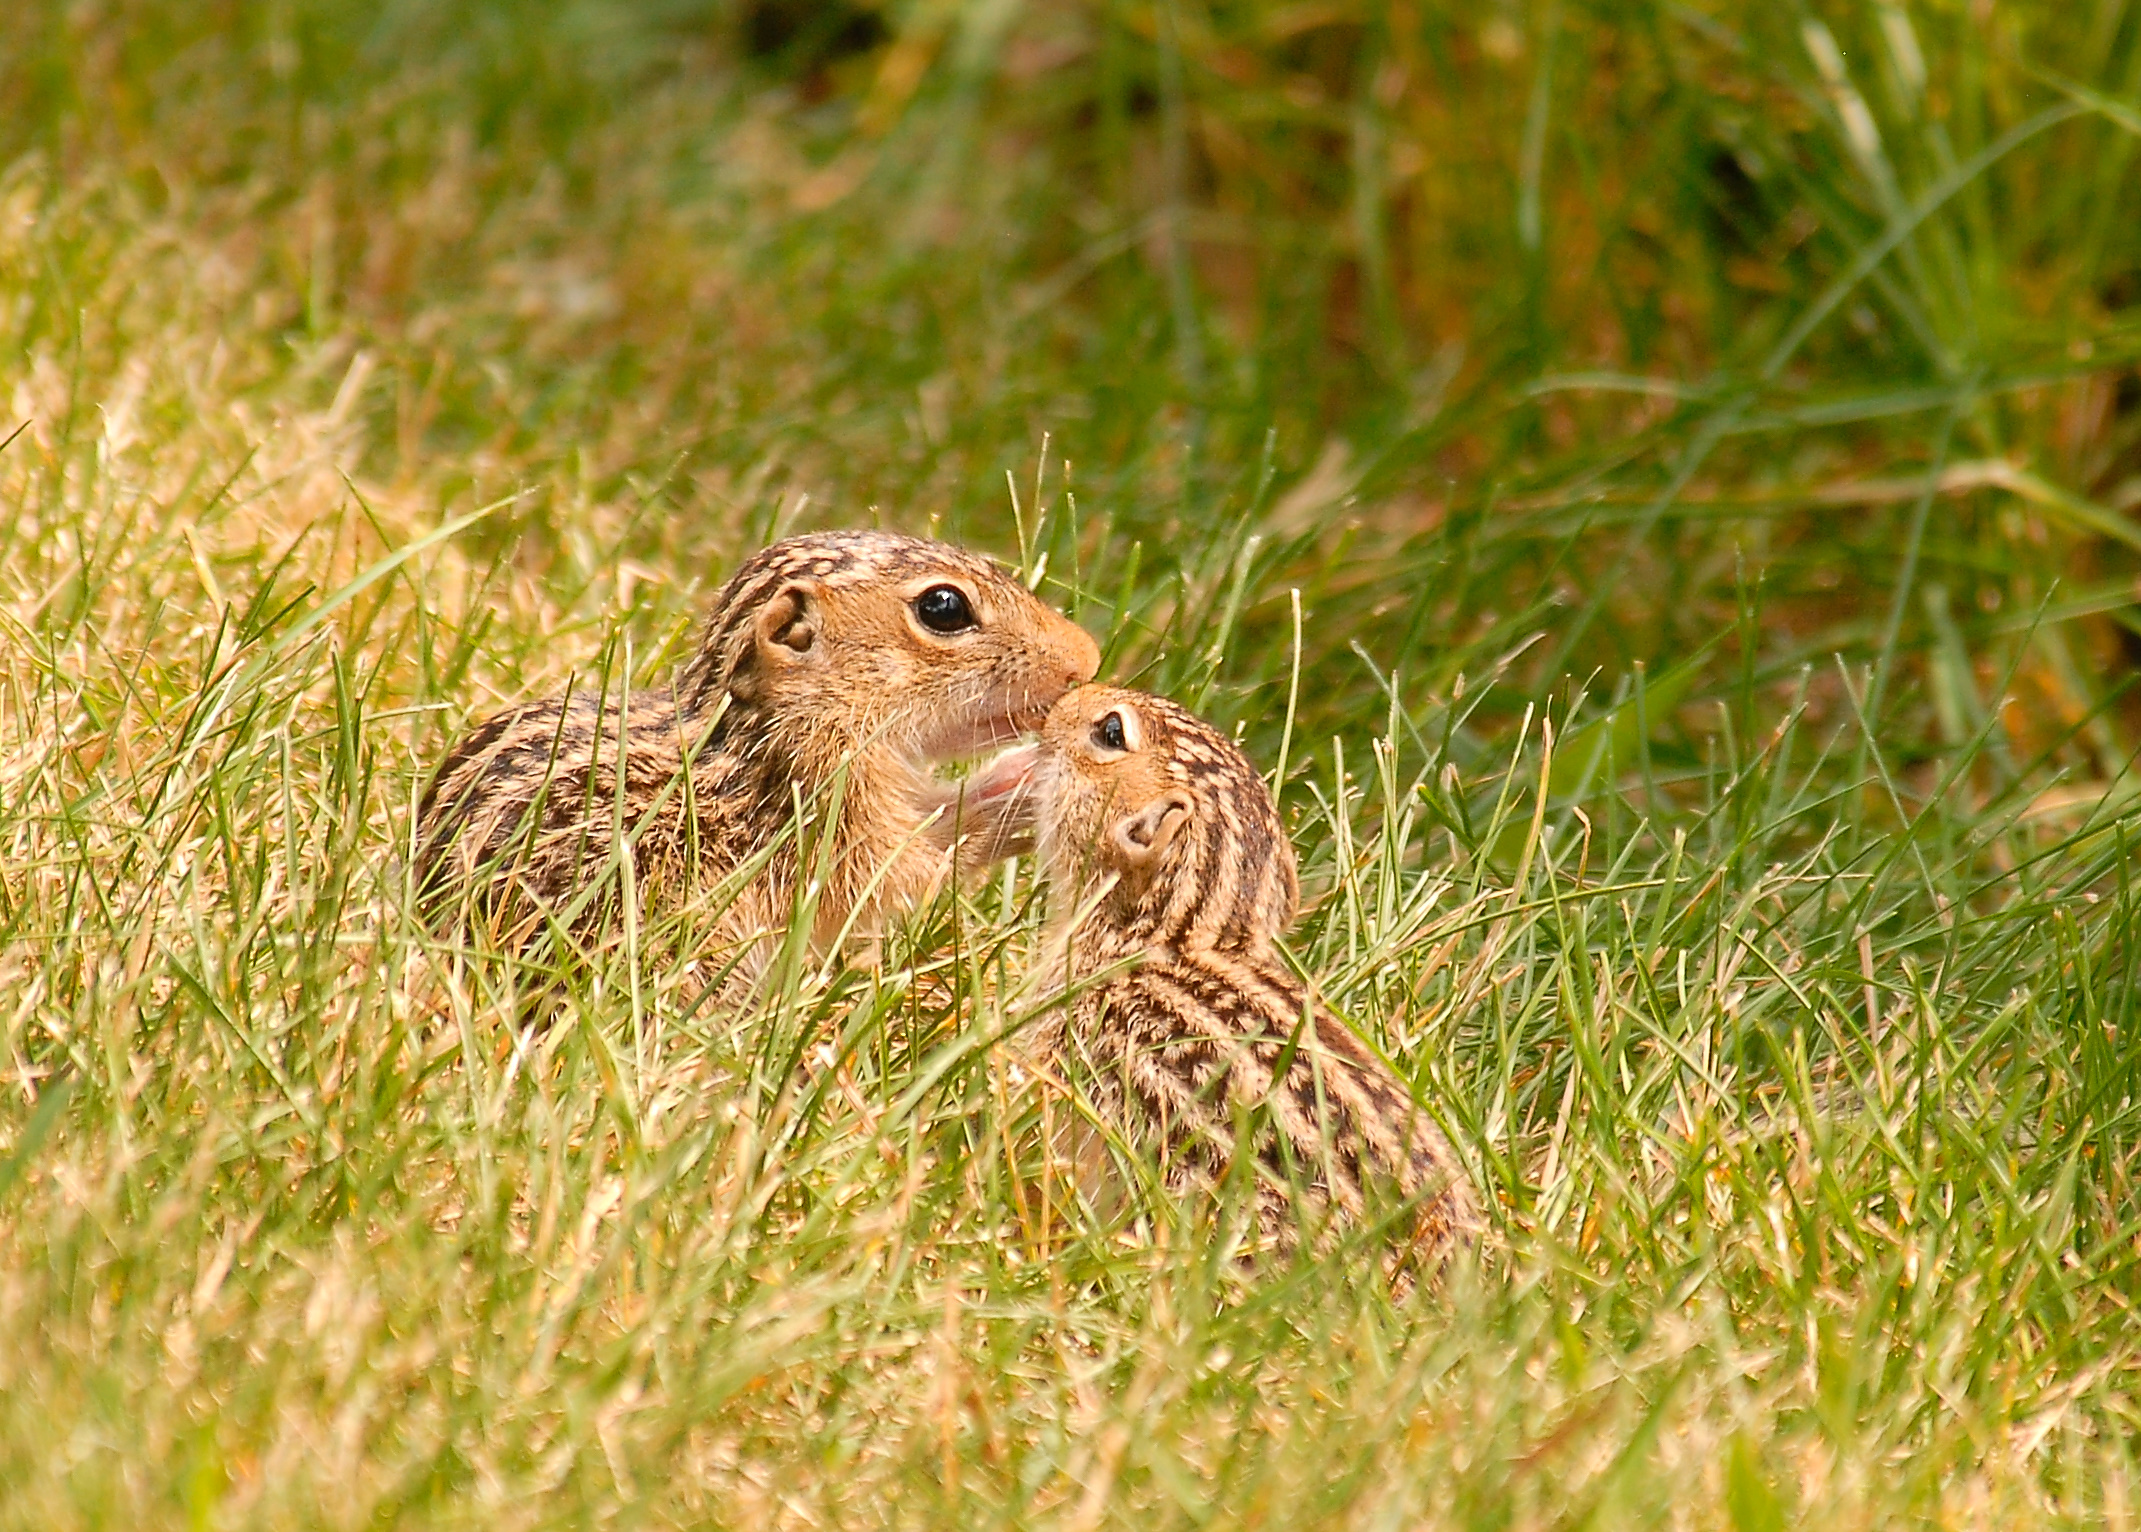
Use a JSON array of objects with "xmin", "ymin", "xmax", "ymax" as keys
[
  {"xmin": 1110, "ymin": 790, "xmax": 1192, "ymax": 870},
  {"xmin": 730, "ymin": 582, "xmax": 821, "ymax": 701}
]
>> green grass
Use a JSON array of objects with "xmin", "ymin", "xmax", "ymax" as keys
[{"xmin": 2, "ymin": 1, "xmax": 2139, "ymax": 1525}]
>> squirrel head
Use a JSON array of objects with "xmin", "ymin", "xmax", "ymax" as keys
[
  {"xmin": 985, "ymin": 684, "xmax": 1299, "ymax": 951},
  {"xmin": 675, "ymin": 531, "xmax": 1099, "ymax": 781}
]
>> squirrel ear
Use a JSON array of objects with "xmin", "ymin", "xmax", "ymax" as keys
[
  {"xmin": 755, "ymin": 583, "xmax": 818, "ymax": 657},
  {"xmin": 729, "ymin": 583, "xmax": 820, "ymax": 702},
  {"xmin": 1110, "ymin": 790, "xmax": 1192, "ymax": 870}
]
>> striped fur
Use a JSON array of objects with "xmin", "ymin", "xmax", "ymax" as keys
[
  {"xmin": 1014, "ymin": 685, "xmax": 1482, "ymax": 1268},
  {"xmin": 414, "ymin": 530, "xmax": 1098, "ymax": 964}
]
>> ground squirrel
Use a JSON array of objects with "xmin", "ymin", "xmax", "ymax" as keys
[
  {"xmin": 969, "ymin": 684, "xmax": 1482, "ymax": 1270},
  {"xmin": 414, "ymin": 530, "xmax": 1100, "ymax": 969}
]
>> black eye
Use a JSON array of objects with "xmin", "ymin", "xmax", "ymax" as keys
[
  {"xmin": 1092, "ymin": 711, "xmax": 1128, "ymax": 752},
  {"xmin": 913, "ymin": 585, "xmax": 976, "ymax": 634}
]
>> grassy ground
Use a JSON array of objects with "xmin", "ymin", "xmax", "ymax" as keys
[{"xmin": 3, "ymin": 1, "xmax": 2140, "ymax": 1525}]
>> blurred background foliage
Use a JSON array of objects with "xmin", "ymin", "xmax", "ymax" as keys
[{"xmin": 4, "ymin": 0, "xmax": 2137, "ymax": 784}]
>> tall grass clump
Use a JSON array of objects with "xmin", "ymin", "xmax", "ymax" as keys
[{"xmin": 1, "ymin": 0, "xmax": 2138, "ymax": 1526}]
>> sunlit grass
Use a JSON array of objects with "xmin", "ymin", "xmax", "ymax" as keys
[{"xmin": 2, "ymin": 1, "xmax": 2139, "ymax": 1526}]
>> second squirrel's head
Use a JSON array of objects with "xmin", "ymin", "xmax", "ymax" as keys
[
  {"xmin": 988, "ymin": 685, "xmax": 1298, "ymax": 950},
  {"xmin": 677, "ymin": 530, "xmax": 1099, "ymax": 773}
]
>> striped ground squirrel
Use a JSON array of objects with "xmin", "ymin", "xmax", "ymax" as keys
[
  {"xmin": 970, "ymin": 684, "xmax": 1481, "ymax": 1269},
  {"xmin": 414, "ymin": 530, "xmax": 1099, "ymax": 970}
]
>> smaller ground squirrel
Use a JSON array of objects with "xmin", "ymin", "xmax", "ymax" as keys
[
  {"xmin": 968, "ymin": 684, "xmax": 1482, "ymax": 1270},
  {"xmin": 414, "ymin": 530, "xmax": 1099, "ymax": 969}
]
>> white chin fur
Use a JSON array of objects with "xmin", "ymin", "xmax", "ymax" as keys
[
  {"xmin": 920, "ymin": 713, "xmax": 1028, "ymax": 762},
  {"xmin": 914, "ymin": 740, "xmax": 1040, "ymax": 820},
  {"xmin": 964, "ymin": 741, "xmax": 1040, "ymax": 801}
]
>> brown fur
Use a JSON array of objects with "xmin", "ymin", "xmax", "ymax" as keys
[
  {"xmin": 971, "ymin": 684, "xmax": 1482, "ymax": 1270},
  {"xmin": 414, "ymin": 531, "xmax": 1099, "ymax": 969}
]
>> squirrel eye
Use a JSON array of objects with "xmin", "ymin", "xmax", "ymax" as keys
[
  {"xmin": 1091, "ymin": 711, "xmax": 1129, "ymax": 752},
  {"xmin": 912, "ymin": 584, "xmax": 977, "ymax": 634}
]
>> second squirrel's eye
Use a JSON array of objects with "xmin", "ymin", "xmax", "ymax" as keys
[
  {"xmin": 1092, "ymin": 711, "xmax": 1129, "ymax": 752},
  {"xmin": 913, "ymin": 585, "xmax": 977, "ymax": 634}
]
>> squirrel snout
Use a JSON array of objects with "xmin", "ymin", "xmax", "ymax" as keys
[{"xmin": 1062, "ymin": 625, "xmax": 1101, "ymax": 687}]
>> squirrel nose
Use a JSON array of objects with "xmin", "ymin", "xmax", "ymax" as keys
[{"xmin": 1066, "ymin": 626, "xmax": 1101, "ymax": 685}]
